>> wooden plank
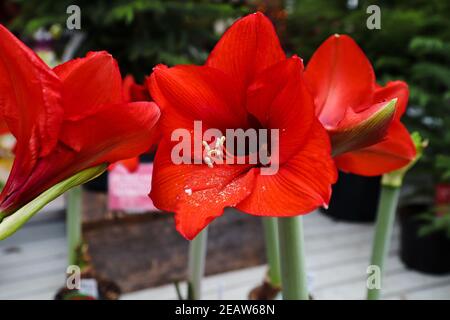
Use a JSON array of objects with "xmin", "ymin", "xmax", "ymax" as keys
[
  {"xmin": 0, "ymin": 272, "xmax": 65, "ymax": 299},
  {"xmin": 0, "ymin": 240, "xmax": 66, "ymax": 269},
  {"xmin": 382, "ymin": 268, "xmax": 450, "ymax": 299},
  {"xmin": 398, "ymin": 282, "xmax": 450, "ymax": 300},
  {"xmin": 0, "ymin": 221, "xmax": 65, "ymax": 247},
  {"xmin": 0, "ymin": 237, "xmax": 66, "ymax": 260},
  {"xmin": 84, "ymin": 208, "xmax": 267, "ymax": 292},
  {"xmin": 0, "ymin": 255, "xmax": 66, "ymax": 285},
  {"xmin": 313, "ymin": 256, "xmax": 450, "ymax": 300}
]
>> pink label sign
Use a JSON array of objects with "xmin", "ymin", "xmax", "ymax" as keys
[{"xmin": 108, "ymin": 163, "xmax": 157, "ymax": 213}]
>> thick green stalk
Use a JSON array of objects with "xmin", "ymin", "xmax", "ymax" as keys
[
  {"xmin": 367, "ymin": 132, "xmax": 427, "ymax": 300},
  {"xmin": 367, "ymin": 186, "xmax": 400, "ymax": 300},
  {"xmin": 277, "ymin": 216, "xmax": 308, "ymax": 300},
  {"xmin": 187, "ymin": 227, "xmax": 208, "ymax": 300},
  {"xmin": 0, "ymin": 165, "xmax": 106, "ymax": 240},
  {"xmin": 67, "ymin": 186, "xmax": 82, "ymax": 266},
  {"xmin": 263, "ymin": 217, "xmax": 281, "ymax": 287}
]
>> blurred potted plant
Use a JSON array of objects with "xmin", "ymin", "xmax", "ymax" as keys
[
  {"xmin": 399, "ymin": 154, "xmax": 450, "ymax": 274},
  {"xmin": 400, "ymin": 206, "xmax": 450, "ymax": 274},
  {"xmin": 323, "ymin": 172, "xmax": 381, "ymax": 222},
  {"xmin": 55, "ymin": 243, "xmax": 121, "ymax": 300}
]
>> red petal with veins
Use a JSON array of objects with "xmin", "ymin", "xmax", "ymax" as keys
[
  {"xmin": 237, "ymin": 120, "xmax": 337, "ymax": 215},
  {"xmin": 1, "ymin": 101, "xmax": 160, "ymax": 213},
  {"xmin": 247, "ymin": 56, "xmax": 315, "ymax": 164},
  {"xmin": 0, "ymin": 24, "xmax": 63, "ymax": 198},
  {"xmin": 206, "ymin": 12, "xmax": 286, "ymax": 91},
  {"xmin": 149, "ymin": 64, "xmax": 247, "ymax": 133},
  {"xmin": 374, "ymin": 81, "xmax": 409, "ymax": 120},
  {"xmin": 334, "ymin": 121, "xmax": 416, "ymax": 176},
  {"xmin": 150, "ymin": 141, "xmax": 255, "ymax": 240},
  {"xmin": 305, "ymin": 34, "xmax": 375, "ymax": 128},
  {"xmin": 54, "ymin": 51, "xmax": 122, "ymax": 120}
]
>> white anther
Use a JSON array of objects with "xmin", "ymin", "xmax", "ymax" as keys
[
  {"xmin": 204, "ymin": 156, "xmax": 214, "ymax": 168},
  {"xmin": 202, "ymin": 141, "xmax": 211, "ymax": 152},
  {"xmin": 202, "ymin": 136, "xmax": 226, "ymax": 168}
]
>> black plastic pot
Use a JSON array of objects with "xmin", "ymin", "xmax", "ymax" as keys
[
  {"xmin": 322, "ymin": 171, "xmax": 381, "ymax": 222},
  {"xmin": 399, "ymin": 205, "xmax": 450, "ymax": 275},
  {"xmin": 83, "ymin": 171, "xmax": 108, "ymax": 193}
]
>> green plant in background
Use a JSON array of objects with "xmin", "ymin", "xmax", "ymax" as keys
[
  {"xmin": 417, "ymin": 208, "xmax": 450, "ymax": 238},
  {"xmin": 436, "ymin": 155, "xmax": 450, "ymax": 182},
  {"xmin": 286, "ymin": 0, "xmax": 450, "ymax": 197},
  {"xmin": 6, "ymin": 0, "xmax": 248, "ymax": 81}
]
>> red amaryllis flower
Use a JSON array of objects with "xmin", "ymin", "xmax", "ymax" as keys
[
  {"xmin": 123, "ymin": 74, "xmax": 152, "ymax": 102},
  {"xmin": 305, "ymin": 34, "xmax": 416, "ymax": 176},
  {"xmin": 108, "ymin": 157, "xmax": 140, "ymax": 173},
  {"xmin": 149, "ymin": 13, "xmax": 337, "ymax": 240},
  {"xmin": 0, "ymin": 25, "xmax": 160, "ymax": 216},
  {"xmin": 107, "ymin": 75, "xmax": 155, "ymax": 173}
]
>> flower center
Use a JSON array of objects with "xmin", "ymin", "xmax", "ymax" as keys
[{"xmin": 202, "ymin": 136, "xmax": 226, "ymax": 168}]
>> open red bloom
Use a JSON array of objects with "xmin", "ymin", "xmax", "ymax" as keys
[
  {"xmin": 305, "ymin": 34, "xmax": 416, "ymax": 176},
  {"xmin": 149, "ymin": 13, "xmax": 337, "ymax": 240},
  {"xmin": 0, "ymin": 25, "xmax": 160, "ymax": 215}
]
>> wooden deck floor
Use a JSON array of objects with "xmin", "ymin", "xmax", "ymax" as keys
[
  {"xmin": 0, "ymin": 197, "xmax": 66, "ymax": 300},
  {"xmin": 1, "ymin": 203, "xmax": 449, "ymax": 300},
  {"xmin": 123, "ymin": 213, "xmax": 450, "ymax": 300}
]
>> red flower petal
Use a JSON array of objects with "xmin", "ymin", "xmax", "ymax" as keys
[
  {"xmin": 206, "ymin": 12, "xmax": 285, "ymax": 91},
  {"xmin": 237, "ymin": 120, "xmax": 337, "ymax": 215},
  {"xmin": 329, "ymin": 98, "xmax": 397, "ymax": 156},
  {"xmin": 0, "ymin": 101, "xmax": 160, "ymax": 213},
  {"xmin": 334, "ymin": 121, "xmax": 416, "ymax": 176},
  {"xmin": 305, "ymin": 34, "xmax": 375, "ymax": 128},
  {"xmin": 247, "ymin": 56, "xmax": 315, "ymax": 163},
  {"xmin": 149, "ymin": 64, "xmax": 247, "ymax": 133},
  {"xmin": 122, "ymin": 74, "xmax": 151, "ymax": 102},
  {"xmin": 0, "ymin": 118, "xmax": 9, "ymax": 135},
  {"xmin": 60, "ymin": 101, "xmax": 160, "ymax": 163},
  {"xmin": 373, "ymin": 81, "xmax": 409, "ymax": 120},
  {"xmin": 0, "ymin": 25, "xmax": 63, "ymax": 194},
  {"xmin": 108, "ymin": 157, "xmax": 140, "ymax": 172},
  {"xmin": 150, "ymin": 141, "xmax": 256, "ymax": 240},
  {"xmin": 54, "ymin": 51, "xmax": 122, "ymax": 121}
]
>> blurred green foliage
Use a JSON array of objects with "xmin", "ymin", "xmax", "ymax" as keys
[
  {"xmin": 5, "ymin": 0, "xmax": 247, "ymax": 80},
  {"xmin": 4, "ymin": 0, "xmax": 450, "ymax": 190},
  {"xmin": 417, "ymin": 208, "xmax": 450, "ymax": 238}
]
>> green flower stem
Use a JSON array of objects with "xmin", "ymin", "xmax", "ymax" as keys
[
  {"xmin": 0, "ymin": 165, "xmax": 107, "ymax": 241},
  {"xmin": 187, "ymin": 227, "xmax": 208, "ymax": 300},
  {"xmin": 263, "ymin": 217, "xmax": 281, "ymax": 287},
  {"xmin": 367, "ymin": 132, "xmax": 427, "ymax": 300},
  {"xmin": 67, "ymin": 186, "xmax": 82, "ymax": 266},
  {"xmin": 367, "ymin": 185, "xmax": 400, "ymax": 300},
  {"xmin": 278, "ymin": 216, "xmax": 308, "ymax": 300}
]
